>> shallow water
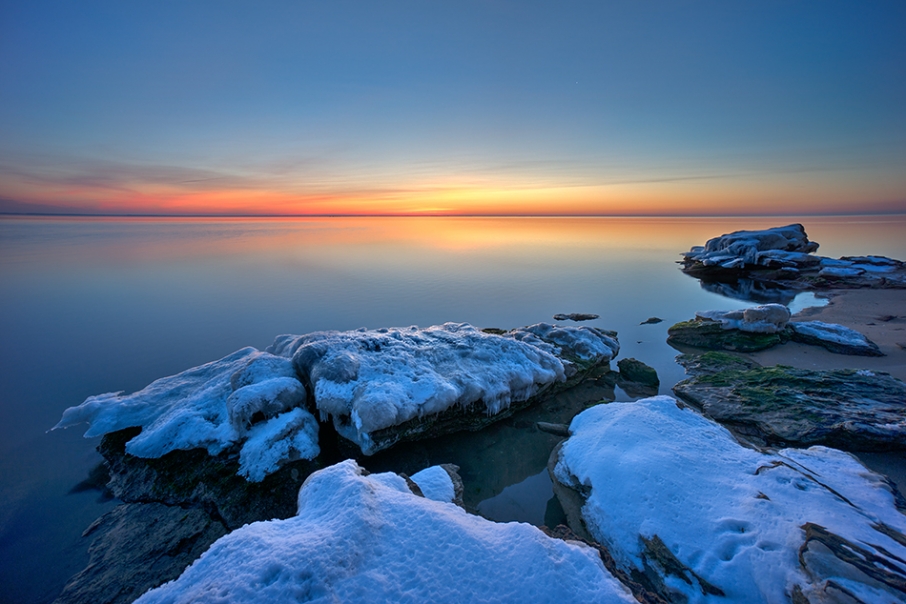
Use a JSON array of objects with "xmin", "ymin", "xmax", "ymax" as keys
[{"xmin": 1, "ymin": 214, "xmax": 904, "ymax": 603}]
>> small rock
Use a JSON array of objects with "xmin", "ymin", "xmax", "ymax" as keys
[
  {"xmin": 639, "ymin": 317, "xmax": 663, "ymax": 325},
  {"xmin": 788, "ymin": 321, "xmax": 884, "ymax": 356},
  {"xmin": 617, "ymin": 358, "xmax": 660, "ymax": 389},
  {"xmin": 536, "ymin": 422, "xmax": 571, "ymax": 437},
  {"xmin": 553, "ymin": 313, "xmax": 599, "ymax": 322}
]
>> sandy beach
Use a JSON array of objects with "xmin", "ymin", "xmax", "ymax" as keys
[{"xmin": 748, "ymin": 289, "xmax": 906, "ymax": 381}]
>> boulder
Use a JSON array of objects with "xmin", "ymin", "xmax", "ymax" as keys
[
  {"xmin": 788, "ymin": 320, "xmax": 884, "ymax": 356},
  {"xmin": 551, "ymin": 396, "xmax": 906, "ymax": 603},
  {"xmin": 616, "ymin": 358, "xmax": 659, "ymax": 397},
  {"xmin": 673, "ymin": 357, "xmax": 906, "ymax": 450},
  {"xmin": 667, "ymin": 318, "xmax": 787, "ymax": 352}
]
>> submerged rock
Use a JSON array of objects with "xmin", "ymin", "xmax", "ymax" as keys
[
  {"xmin": 133, "ymin": 460, "xmax": 636, "ymax": 604},
  {"xmin": 680, "ymin": 224, "xmax": 906, "ymax": 292},
  {"xmin": 639, "ymin": 317, "xmax": 663, "ymax": 325},
  {"xmin": 668, "ymin": 304, "xmax": 883, "ymax": 357},
  {"xmin": 616, "ymin": 358, "xmax": 659, "ymax": 397},
  {"xmin": 673, "ymin": 356, "xmax": 906, "ymax": 450},
  {"xmin": 550, "ymin": 396, "xmax": 906, "ymax": 603}
]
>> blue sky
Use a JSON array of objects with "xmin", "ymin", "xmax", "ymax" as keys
[{"xmin": 1, "ymin": 1, "xmax": 904, "ymax": 215}]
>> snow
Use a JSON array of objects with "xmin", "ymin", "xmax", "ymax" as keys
[
  {"xmin": 53, "ymin": 348, "xmax": 318, "ymax": 481},
  {"xmin": 555, "ymin": 396, "xmax": 906, "ymax": 603},
  {"xmin": 696, "ymin": 303, "xmax": 791, "ymax": 333},
  {"xmin": 410, "ymin": 465, "xmax": 455, "ymax": 503},
  {"xmin": 270, "ymin": 322, "xmax": 618, "ymax": 454},
  {"xmin": 789, "ymin": 320, "xmax": 880, "ymax": 354},
  {"xmin": 134, "ymin": 460, "xmax": 636, "ymax": 604}
]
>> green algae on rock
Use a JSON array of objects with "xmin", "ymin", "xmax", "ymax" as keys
[
  {"xmin": 673, "ymin": 358, "xmax": 906, "ymax": 451},
  {"xmin": 667, "ymin": 318, "xmax": 787, "ymax": 352}
]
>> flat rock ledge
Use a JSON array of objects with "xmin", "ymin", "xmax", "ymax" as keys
[
  {"xmin": 673, "ymin": 351, "xmax": 906, "ymax": 451},
  {"xmin": 667, "ymin": 304, "xmax": 883, "ymax": 356},
  {"xmin": 550, "ymin": 396, "xmax": 906, "ymax": 603},
  {"xmin": 679, "ymin": 223, "xmax": 906, "ymax": 292}
]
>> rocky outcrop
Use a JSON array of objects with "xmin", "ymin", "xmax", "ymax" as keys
[
  {"xmin": 667, "ymin": 304, "xmax": 884, "ymax": 356},
  {"xmin": 679, "ymin": 224, "xmax": 906, "ymax": 293},
  {"xmin": 673, "ymin": 354, "xmax": 906, "ymax": 450},
  {"xmin": 550, "ymin": 396, "xmax": 906, "ymax": 603}
]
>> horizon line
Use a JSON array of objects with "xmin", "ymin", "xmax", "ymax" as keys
[{"xmin": 3, "ymin": 210, "xmax": 906, "ymax": 219}]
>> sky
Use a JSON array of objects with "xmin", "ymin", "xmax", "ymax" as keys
[{"xmin": 1, "ymin": 1, "xmax": 904, "ymax": 216}]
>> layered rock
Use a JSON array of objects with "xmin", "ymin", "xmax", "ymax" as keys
[
  {"xmin": 679, "ymin": 224, "xmax": 906, "ymax": 292},
  {"xmin": 673, "ymin": 352, "xmax": 906, "ymax": 450},
  {"xmin": 668, "ymin": 304, "xmax": 883, "ymax": 356},
  {"xmin": 550, "ymin": 396, "xmax": 906, "ymax": 603}
]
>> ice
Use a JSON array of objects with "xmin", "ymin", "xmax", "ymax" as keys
[
  {"xmin": 272, "ymin": 322, "xmax": 618, "ymax": 454},
  {"xmin": 684, "ymin": 224, "xmax": 819, "ymax": 267},
  {"xmin": 134, "ymin": 460, "xmax": 636, "ymax": 604},
  {"xmin": 53, "ymin": 348, "xmax": 318, "ymax": 481},
  {"xmin": 410, "ymin": 465, "xmax": 455, "ymax": 503},
  {"xmin": 555, "ymin": 396, "xmax": 906, "ymax": 603},
  {"xmin": 789, "ymin": 320, "xmax": 881, "ymax": 354},
  {"xmin": 696, "ymin": 303, "xmax": 791, "ymax": 333}
]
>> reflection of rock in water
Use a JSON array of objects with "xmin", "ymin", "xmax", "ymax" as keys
[
  {"xmin": 360, "ymin": 366, "xmax": 616, "ymax": 517},
  {"xmin": 699, "ymin": 277, "xmax": 799, "ymax": 305}
]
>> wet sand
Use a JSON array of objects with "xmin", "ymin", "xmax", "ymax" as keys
[{"xmin": 748, "ymin": 289, "xmax": 906, "ymax": 381}]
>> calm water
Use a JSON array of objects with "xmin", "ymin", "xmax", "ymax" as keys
[{"xmin": 1, "ymin": 215, "xmax": 904, "ymax": 603}]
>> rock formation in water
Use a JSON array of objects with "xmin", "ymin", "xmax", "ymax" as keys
[
  {"xmin": 679, "ymin": 223, "xmax": 906, "ymax": 293},
  {"xmin": 549, "ymin": 396, "xmax": 906, "ymax": 603},
  {"xmin": 673, "ymin": 352, "xmax": 906, "ymax": 450},
  {"xmin": 667, "ymin": 303, "xmax": 883, "ymax": 356}
]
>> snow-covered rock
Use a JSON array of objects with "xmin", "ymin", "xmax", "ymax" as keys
[
  {"xmin": 134, "ymin": 460, "xmax": 636, "ymax": 604},
  {"xmin": 53, "ymin": 348, "xmax": 319, "ymax": 481},
  {"xmin": 55, "ymin": 322, "xmax": 619, "ymax": 474},
  {"xmin": 789, "ymin": 320, "xmax": 884, "ymax": 356},
  {"xmin": 696, "ymin": 303, "xmax": 791, "ymax": 334},
  {"xmin": 270, "ymin": 322, "xmax": 618, "ymax": 454},
  {"xmin": 680, "ymin": 224, "xmax": 906, "ymax": 292},
  {"xmin": 552, "ymin": 397, "xmax": 906, "ymax": 603}
]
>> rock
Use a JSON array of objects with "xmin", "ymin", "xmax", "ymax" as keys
[
  {"xmin": 673, "ymin": 361, "xmax": 906, "ymax": 450},
  {"xmin": 667, "ymin": 317, "xmax": 787, "ymax": 352},
  {"xmin": 789, "ymin": 320, "xmax": 884, "ymax": 356},
  {"xmin": 133, "ymin": 460, "xmax": 637, "ymax": 604},
  {"xmin": 55, "ymin": 503, "xmax": 228, "ymax": 604},
  {"xmin": 550, "ymin": 396, "xmax": 906, "ymax": 603},
  {"xmin": 553, "ymin": 313, "xmax": 599, "ymax": 322},
  {"xmin": 616, "ymin": 358, "xmax": 659, "ymax": 397},
  {"xmin": 696, "ymin": 303, "xmax": 791, "ymax": 333},
  {"xmin": 639, "ymin": 317, "xmax": 663, "ymax": 325},
  {"xmin": 536, "ymin": 422, "xmax": 571, "ymax": 437},
  {"xmin": 680, "ymin": 224, "xmax": 906, "ymax": 292}
]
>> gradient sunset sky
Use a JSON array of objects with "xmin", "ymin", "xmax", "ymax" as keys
[{"xmin": 1, "ymin": 1, "xmax": 904, "ymax": 216}]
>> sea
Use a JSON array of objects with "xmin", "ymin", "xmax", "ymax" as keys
[{"xmin": 1, "ymin": 214, "xmax": 904, "ymax": 603}]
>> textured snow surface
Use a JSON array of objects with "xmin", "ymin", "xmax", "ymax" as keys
[
  {"xmin": 135, "ymin": 460, "xmax": 635, "ymax": 604},
  {"xmin": 270, "ymin": 322, "xmax": 618, "ymax": 454},
  {"xmin": 696, "ymin": 304, "xmax": 791, "ymax": 334},
  {"xmin": 410, "ymin": 465, "xmax": 455, "ymax": 503},
  {"xmin": 555, "ymin": 396, "xmax": 906, "ymax": 603},
  {"xmin": 53, "ymin": 349, "xmax": 318, "ymax": 481}
]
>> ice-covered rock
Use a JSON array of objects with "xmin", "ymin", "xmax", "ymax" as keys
[
  {"xmin": 552, "ymin": 396, "xmax": 906, "ymax": 603},
  {"xmin": 53, "ymin": 348, "xmax": 318, "ymax": 481},
  {"xmin": 673, "ymin": 356, "xmax": 906, "ymax": 450},
  {"xmin": 680, "ymin": 224, "xmax": 906, "ymax": 293},
  {"xmin": 696, "ymin": 303, "xmax": 791, "ymax": 334},
  {"xmin": 134, "ymin": 460, "xmax": 636, "ymax": 604},
  {"xmin": 271, "ymin": 322, "xmax": 619, "ymax": 454},
  {"xmin": 789, "ymin": 320, "xmax": 884, "ymax": 356}
]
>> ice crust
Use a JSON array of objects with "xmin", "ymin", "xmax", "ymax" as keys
[
  {"xmin": 134, "ymin": 460, "xmax": 635, "ymax": 604},
  {"xmin": 55, "ymin": 322, "xmax": 618, "ymax": 475},
  {"xmin": 555, "ymin": 396, "xmax": 906, "ymax": 603},
  {"xmin": 789, "ymin": 320, "xmax": 881, "ymax": 354},
  {"xmin": 270, "ymin": 322, "xmax": 618, "ymax": 454},
  {"xmin": 683, "ymin": 224, "xmax": 819, "ymax": 269},
  {"xmin": 53, "ymin": 348, "xmax": 317, "ymax": 481}
]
